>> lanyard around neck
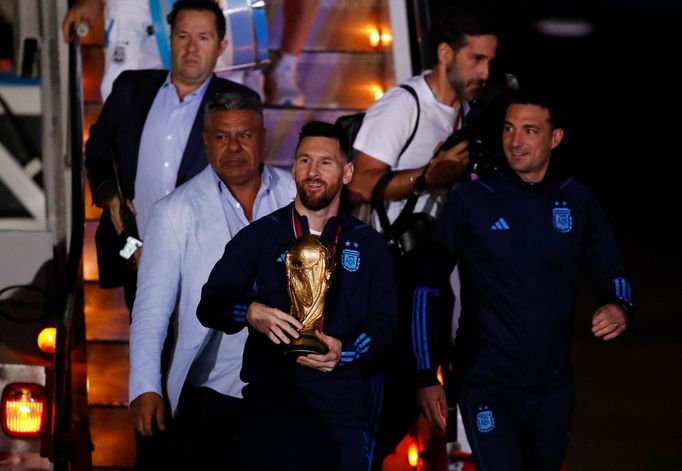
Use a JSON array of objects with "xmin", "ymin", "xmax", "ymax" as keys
[{"xmin": 290, "ymin": 207, "xmax": 342, "ymax": 258}]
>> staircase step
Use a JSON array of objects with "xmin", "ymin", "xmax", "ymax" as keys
[
  {"xmin": 292, "ymin": 51, "xmax": 387, "ymax": 110},
  {"xmin": 84, "ymin": 176, "xmax": 103, "ymax": 221},
  {"xmin": 80, "ymin": 0, "xmax": 388, "ymax": 53},
  {"xmin": 82, "ymin": 50, "xmax": 386, "ymax": 110},
  {"xmin": 84, "ymin": 220, "xmax": 100, "ymax": 282},
  {"xmin": 81, "ymin": 105, "xmax": 374, "ymax": 172},
  {"xmin": 268, "ymin": 0, "xmax": 387, "ymax": 53},
  {"xmin": 263, "ymin": 107, "xmax": 353, "ymax": 166},
  {"xmin": 89, "ymin": 406, "xmax": 136, "ymax": 469},
  {"xmin": 84, "ymin": 281, "xmax": 130, "ymax": 342},
  {"xmin": 87, "ymin": 341, "xmax": 130, "ymax": 406}
]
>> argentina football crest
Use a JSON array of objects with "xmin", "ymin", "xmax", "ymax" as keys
[
  {"xmin": 112, "ymin": 43, "xmax": 127, "ymax": 64},
  {"xmin": 476, "ymin": 406, "xmax": 495, "ymax": 433},
  {"xmin": 553, "ymin": 201, "xmax": 572, "ymax": 233},
  {"xmin": 341, "ymin": 241, "xmax": 360, "ymax": 272}
]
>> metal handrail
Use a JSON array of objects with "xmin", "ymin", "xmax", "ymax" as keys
[{"xmin": 51, "ymin": 15, "xmax": 86, "ymax": 469}]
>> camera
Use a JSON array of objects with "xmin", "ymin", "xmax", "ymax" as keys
[{"xmin": 440, "ymin": 73, "xmax": 519, "ymax": 176}]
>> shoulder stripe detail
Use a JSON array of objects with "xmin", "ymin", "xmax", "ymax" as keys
[
  {"xmin": 559, "ymin": 177, "xmax": 575, "ymax": 189},
  {"xmin": 477, "ymin": 181, "xmax": 495, "ymax": 193}
]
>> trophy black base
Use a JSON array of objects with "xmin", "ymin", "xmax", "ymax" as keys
[{"xmin": 284, "ymin": 332, "xmax": 328, "ymax": 356}]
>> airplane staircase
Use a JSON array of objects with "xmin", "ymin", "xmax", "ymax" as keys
[{"xmin": 79, "ymin": 0, "xmax": 395, "ymax": 468}]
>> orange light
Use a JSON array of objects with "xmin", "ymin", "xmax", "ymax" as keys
[
  {"xmin": 370, "ymin": 84, "xmax": 384, "ymax": 101},
  {"xmin": 1, "ymin": 384, "xmax": 46, "ymax": 437},
  {"xmin": 408, "ymin": 442, "xmax": 420, "ymax": 467},
  {"xmin": 436, "ymin": 365, "xmax": 444, "ymax": 385},
  {"xmin": 37, "ymin": 327, "xmax": 57, "ymax": 354},
  {"xmin": 369, "ymin": 30, "xmax": 381, "ymax": 47},
  {"xmin": 368, "ymin": 26, "xmax": 392, "ymax": 47}
]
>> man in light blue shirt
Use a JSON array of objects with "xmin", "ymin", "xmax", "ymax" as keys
[
  {"xmin": 129, "ymin": 93, "xmax": 295, "ymax": 469},
  {"xmin": 134, "ymin": 74, "xmax": 212, "ymax": 240},
  {"xmin": 84, "ymin": 0, "xmax": 259, "ymax": 310}
]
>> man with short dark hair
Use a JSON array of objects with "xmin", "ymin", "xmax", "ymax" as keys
[
  {"xmin": 413, "ymin": 91, "xmax": 632, "ymax": 470},
  {"xmin": 85, "ymin": 0, "xmax": 258, "ymax": 309},
  {"xmin": 129, "ymin": 92, "xmax": 295, "ymax": 469},
  {"xmin": 348, "ymin": 3, "xmax": 499, "ymax": 215},
  {"xmin": 347, "ymin": 4, "xmax": 500, "ymax": 463},
  {"xmin": 197, "ymin": 121, "xmax": 398, "ymax": 470}
]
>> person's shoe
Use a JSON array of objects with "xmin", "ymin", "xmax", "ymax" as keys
[{"xmin": 266, "ymin": 54, "xmax": 304, "ymax": 107}]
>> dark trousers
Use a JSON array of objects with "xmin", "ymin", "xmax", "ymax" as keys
[
  {"xmin": 458, "ymin": 380, "xmax": 574, "ymax": 471},
  {"xmin": 131, "ymin": 286, "xmax": 175, "ymax": 471},
  {"xmin": 241, "ymin": 395, "xmax": 367, "ymax": 471},
  {"xmin": 370, "ymin": 253, "xmax": 454, "ymax": 470},
  {"xmin": 135, "ymin": 427, "xmax": 173, "ymax": 471},
  {"xmin": 170, "ymin": 385, "xmax": 243, "ymax": 470}
]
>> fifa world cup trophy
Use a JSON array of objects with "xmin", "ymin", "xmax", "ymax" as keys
[{"xmin": 285, "ymin": 234, "xmax": 335, "ymax": 355}]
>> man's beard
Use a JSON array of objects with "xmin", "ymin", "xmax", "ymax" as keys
[
  {"xmin": 297, "ymin": 178, "xmax": 340, "ymax": 211},
  {"xmin": 447, "ymin": 65, "xmax": 485, "ymax": 102}
]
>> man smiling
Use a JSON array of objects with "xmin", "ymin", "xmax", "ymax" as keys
[
  {"xmin": 198, "ymin": 121, "xmax": 398, "ymax": 470},
  {"xmin": 413, "ymin": 90, "xmax": 633, "ymax": 470}
]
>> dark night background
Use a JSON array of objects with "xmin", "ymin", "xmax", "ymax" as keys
[
  {"xmin": 2, "ymin": 0, "xmax": 679, "ymax": 467},
  {"xmin": 421, "ymin": 0, "xmax": 682, "ymax": 468},
  {"xmin": 443, "ymin": 1, "xmax": 682, "ymax": 468}
]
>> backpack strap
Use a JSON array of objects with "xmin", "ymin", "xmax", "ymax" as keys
[
  {"xmin": 395, "ymin": 84, "xmax": 420, "ymax": 163},
  {"xmin": 370, "ymin": 170, "xmax": 396, "ymax": 237},
  {"xmin": 371, "ymin": 84, "xmax": 421, "ymax": 236}
]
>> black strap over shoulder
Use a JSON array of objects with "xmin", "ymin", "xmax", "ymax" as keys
[
  {"xmin": 370, "ymin": 171, "xmax": 396, "ymax": 237},
  {"xmin": 371, "ymin": 83, "xmax": 423, "ymax": 237},
  {"xmin": 395, "ymin": 84, "xmax": 420, "ymax": 163}
]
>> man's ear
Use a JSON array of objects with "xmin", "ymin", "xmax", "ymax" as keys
[
  {"xmin": 437, "ymin": 42, "xmax": 454, "ymax": 65},
  {"xmin": 551, "ymin": 128, "xmax": 564, "ymax": 149},
  {"xmin": 218, "ymin": 39, "xmax": 228, "ymax": 56},
  {"xmin": 342, "ymin": 162, "xmax": 354, "ymax": 185}
]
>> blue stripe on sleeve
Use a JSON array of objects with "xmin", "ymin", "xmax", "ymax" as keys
[
  {"xmin": 412, "ymin": 286, "xmax": 440, "ymax": 371},
  {"xmin": 613, "ymin": 277, "xmax": 632, "ymax": 304},
  {"xmin": 340, "ymin": 332, "xmax": 373, "ymax": 365}
]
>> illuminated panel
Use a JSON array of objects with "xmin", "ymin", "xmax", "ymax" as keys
[{"xmin": 1, "ymin": 384, "xmax": 46, "ymax": 437}]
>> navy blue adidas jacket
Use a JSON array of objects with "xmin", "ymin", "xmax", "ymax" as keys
[
  {"xmin": 197, "ymin": 203, "xmax": 398, "ymax": 428},
  {"xmin": 413, "ymin": 168, "xmax": 633, "ymax": 390}
]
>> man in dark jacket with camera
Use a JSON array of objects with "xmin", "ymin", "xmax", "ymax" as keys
[{"xmin": 345, "ymin": 4, "xmax": 499, "ymax": 465}]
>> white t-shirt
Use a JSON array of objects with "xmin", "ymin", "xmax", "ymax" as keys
[{"xmin": 353, "ymin": 71, "xmax": 467, "ymax": 225}]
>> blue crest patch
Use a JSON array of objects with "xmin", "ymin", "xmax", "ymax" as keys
[
  {"xmin": 552, "ymin": 206, "xmax": 572, "ymax": 233},
  {"xmin": 476, "ymin": 408, "xmax": 495, "ymax": 433},
  {"xmin": 341, "ymin": 248, "xmax": 360, "ymax": 272}
]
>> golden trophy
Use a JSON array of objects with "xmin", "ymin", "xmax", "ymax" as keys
[{"xmin": 285, "ymin": 234, "xmax": 335, "ymax": 355}]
